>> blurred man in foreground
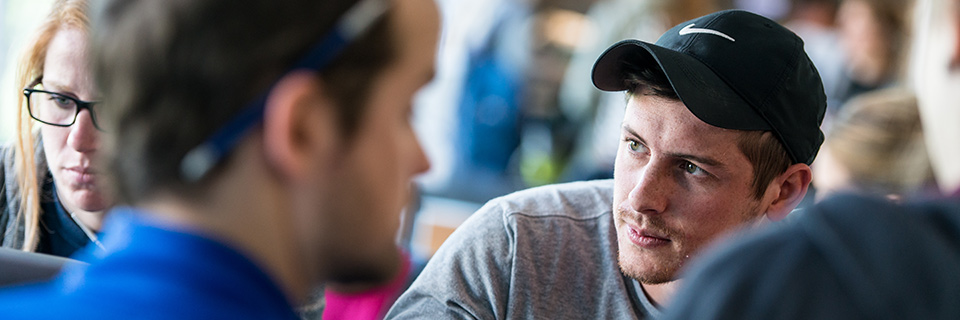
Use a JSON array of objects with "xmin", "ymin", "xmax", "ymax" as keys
[{"xmin": 0, "ymin": 0, "xmax": 438, "ymax": 318}]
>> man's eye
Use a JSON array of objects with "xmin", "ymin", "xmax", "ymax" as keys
[
  {"xmin": 626, "ymin": 139, "xmax": 648, "ymax": 153},
  {"xmin": 682, "ymin": 162, "xmax": 707, "ymax": 176}
]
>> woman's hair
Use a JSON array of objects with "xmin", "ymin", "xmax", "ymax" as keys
[
  {"xmin": 12, "ymin": 0, "xmax": 90, "ymax": 251},
  {"xmin": 825, "ymin": 87, "xmax": 933, "ymax": 196}
]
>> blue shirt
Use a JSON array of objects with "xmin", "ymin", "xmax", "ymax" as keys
[{"xmin": 0, "ymin": 207, "xmax": 299, "ymax": 319}]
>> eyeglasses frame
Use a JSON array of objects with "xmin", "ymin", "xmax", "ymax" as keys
[{"xmin": 23, "ymin": 78, "xmax": 103, "ymax": 130}]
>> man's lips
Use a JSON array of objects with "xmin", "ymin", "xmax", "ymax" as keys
[{"xmin": 626, "ymin": 224, "xmax": 671, "ymax": 248}]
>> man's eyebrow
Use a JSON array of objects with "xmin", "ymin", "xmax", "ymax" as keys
[
  {"xmin": 623, "ymin": 125, "xmax": 655, "ymax": 148},
  {"xmin": 622, "ymin": 125, "xmax": 642, "ymax": 141},
  {"xmin": 667, "ymin": 152, "xmax": 723, "ymax": 167},
  {"xmin": 623, "ymin": 124, "xmax": 724, "ymax": 167}
]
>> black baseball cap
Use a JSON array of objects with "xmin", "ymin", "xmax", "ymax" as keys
[{"xmin": 592, "ymin": 10, "xmax": 826, "ymax": 165}]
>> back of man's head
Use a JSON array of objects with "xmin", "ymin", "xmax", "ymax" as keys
[{"xmin": 90, "ymin": 0, "xmax": 395, "ymax": 203}]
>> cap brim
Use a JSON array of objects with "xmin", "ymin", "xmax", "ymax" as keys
[{"xmin": 592, "ymin": 39, "xmax": 770, "ymax": 131}]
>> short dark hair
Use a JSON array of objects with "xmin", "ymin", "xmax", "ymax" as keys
[
  {"xmin": 737, "ymin": 131, "xmax": 793, "ymax": 199},
  {"xmin": 621, "ymin": 55, "xmax": 792, "ymax": 199},
  {"xmin": 91, "ymin": 0, "xmax": 396, "ymax": 204},
  {"xmin": 623, "ymin": 53, "xmax": 678, "ymax": 100}
]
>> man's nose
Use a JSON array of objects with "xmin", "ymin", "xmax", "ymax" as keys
[{"xmin": 626, "ymin": 162, "xmax": 671, "ymax": 215}]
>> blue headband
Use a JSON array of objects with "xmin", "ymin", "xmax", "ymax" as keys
[{"xmin": 180, "ymin": 0, "xmax": 389, "ymax": 182}]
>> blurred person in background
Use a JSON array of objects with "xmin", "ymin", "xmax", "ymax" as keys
[
  {"xmin": 834, "ymin": 0, "xmax": 912, "ymax": 110},
  {"xmin": 1, "ymin": 0, "xmax": 110, "ymax": 257},
  {"xmin": 813, "ymin": 87, "xmax": 935, "ymax": 202},
  {"xmin": 783, "ymin": 0, "xmax": 846, "ymax": 111},
  {"xmin": 388, "ymin": 10, "xmax": 825, "ymax": 319},
  {"xmin": 662, "ymin": 0, "xmax": 960, "ymax": 318},
  {"xmin": 0, "ymin": 0, "xmax": 438, "ymax": 318},
  {"xmin": 422, "ymin": 0, "xmax": 531, "ymax": 203}
]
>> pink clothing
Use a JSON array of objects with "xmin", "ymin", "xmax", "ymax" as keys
[{"xmin": 322, "ymin": 251, "xmax": 410, "ymax": 320}]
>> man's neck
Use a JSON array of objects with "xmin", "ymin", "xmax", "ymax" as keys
[
  {"xmin": 141, "ymin": 192, "xmax": 310, "ymax": 303},
  {"xmin": 137, "ymin": 147, "xmax": 315, "ymax": 305},
  {"xmin": 641, "ymin": 280, "xmax": 681, "ymax": 307}
]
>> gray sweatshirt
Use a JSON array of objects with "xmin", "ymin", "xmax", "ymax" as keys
[
  {"xmin": 1, "ymin": 142, "xmax": 49, "ymax": 250},
  {"xmin": 387, "ymin": 180, "xmax": 659, "ymax": 319}
]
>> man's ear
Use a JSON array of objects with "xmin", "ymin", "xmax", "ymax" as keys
[
  {"xmin": 761, "ymin": 163, "xmax": 813, "ymax": 221},
  {"xmin": 261, "ymin": 71, "xmax": 337, "ymax": 181}
]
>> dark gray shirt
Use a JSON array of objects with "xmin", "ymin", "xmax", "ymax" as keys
[
  {"xmin": 664, "ymin": 194, "xmax": 960, "ymax": 319},
  {"xmin": 387, "ymin": 180, "xmax": 658, "ymax": 319}
]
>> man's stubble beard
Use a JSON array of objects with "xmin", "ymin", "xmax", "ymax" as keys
[{"xmin": 617, "ymin": 201, "xmax": 765, "ymax": 285}]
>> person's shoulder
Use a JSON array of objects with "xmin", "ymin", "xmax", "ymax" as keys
[
  {"xmin": 905, "ymin": 195, "xmax": 960, "ymax": 230},
  {"xmin": 0, "ymin": 281, "xmax": 108, "ymax": 319},
  {"xmin": 0, "ymin": 284, "xmax": 58, "ymax": 318},
  {"xmin": 0, "ymin": 142, "xmax": 15, "ymax": 213},
  {"xmin": 453, "ymin": 179, "xmax": 614, "ymax": 243},
  {"xmin": 802, "ymin": 194, "xmax": 960, "ymax": 254},
  {"xmin": 390, "ymin": 179, "xmax": 621, "ymax": 319},
  {"xmin": 667, "ymin": 193, "xmax": 960, "ymax": 319},
  {"xmin": 485, "ymin": 179, "xmax": 613, "ymax": 221},
  {"xmin": 0, "ymin": 279, "xmax": 242, "ymax": 319},
  {"xmin": 780, "ymin": 194, "xmax": 960, "ymax": 286},
  {"xmin": 0, "ymin": 142, "xmax": 14, "ymax": 171},
  {"xmin": 0, "ymin": 140, "xmax": 47, "ymax": 180}
]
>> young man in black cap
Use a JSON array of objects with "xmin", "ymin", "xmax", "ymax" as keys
[
  {"xmin": 662, "ymin": 0, "xmax": 960, "ymax": 318},
  {"xmin": 387, "ymin": 10, "xmax": 825, "ymax": 318}
]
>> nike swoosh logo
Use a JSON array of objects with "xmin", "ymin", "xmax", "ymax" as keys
[{"xmin": 678, "ymin": 24, "xmax": 736, "ymax": 42}]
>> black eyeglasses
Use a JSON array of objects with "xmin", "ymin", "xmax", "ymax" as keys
[
  {"xmin": 23, "ymin": 80, "xmax": 103, "ymax": 130},
  {"xmin": 179, "ymin": 0, "xmax": 388, "ymax": 182}
]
